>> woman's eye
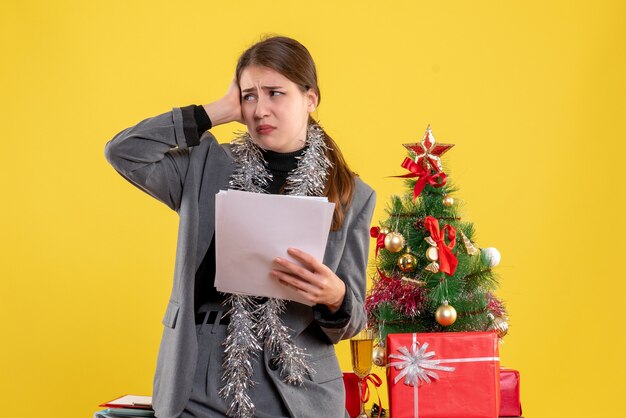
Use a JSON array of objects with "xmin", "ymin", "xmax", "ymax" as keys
[
  {"xmin": 270, "ymin": 91, "xmax": 283, "ymax": 97},
  {"xmin": 242, "ymin": 94, "xmax": 255, "ymax": 102}
]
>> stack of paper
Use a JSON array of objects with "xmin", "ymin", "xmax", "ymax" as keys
[
  {"xmin": 215, "ymin": 190, "xmax": 335, "ymax": 305},
  {"xmin": 94, "ymin": 395, "xmax": 154, "ymax": 418}
]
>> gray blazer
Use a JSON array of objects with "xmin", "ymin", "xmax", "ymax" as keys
[{"xmin": 104, "ymin": 107, "xmax": 376, "ymax": 418}]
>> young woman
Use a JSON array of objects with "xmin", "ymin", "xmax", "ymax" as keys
[{"xmin": 105, "ymin": 36, "xmax": 376, "ymax": 418}]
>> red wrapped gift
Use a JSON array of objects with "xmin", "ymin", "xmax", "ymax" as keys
[
  {"xmin": 499, "ymin": 368, "xmax": 522, "ymax": 417},
  {"xmin": 386, "ymin": 331, "xmax": 500, "ymax": 418},
  {"xmin": 343, "ymin": 372, "xmax": 361, "ymax": 417}
]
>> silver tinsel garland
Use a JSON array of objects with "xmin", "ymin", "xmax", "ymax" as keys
[
  {"xmin": 219, "ymin": 295, "xmax": 262, "ymax": 418},
  {"xmin": 256, "ymin": 298, "xmax": 315, "ymax": 384},
  {"xmin": 282, "ymin": 124, "xmax": 332, "ymax": 196},
  {"xmin": 221, "ymin": 123, "xmax": 332, "ymax": 418}
]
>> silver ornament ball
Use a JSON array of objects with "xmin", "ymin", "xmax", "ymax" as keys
[{"xmin": 481, "ymin": 247, "xmax": 501, "ymax": 267}]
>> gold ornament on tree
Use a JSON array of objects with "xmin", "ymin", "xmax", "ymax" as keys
[
  {"xmin": 459, "ymin": 230, "xmax": 479, "ymax": 256},
  {"xmin": 397, "ymin": 252, "xmax": 417, "ymax": 272},
  {"xmin": 380, "ymin": 226, "xmax": 391, "ymax": 235},
  {"xmin": 372, "ymin": 345, "xmax": 387, "ymax": 367},
  {"xmin": 435, "ymin": 301, "xmax": 457, "ymax": 326},
  {"xmin": 491, "ymin": 316, "xmax": 509, "ymax": 338},
  {"xmin": 442, "ymin": 195, "xmax": 455, "ymax": 207},
  {"xmin": 425, "ymin": 245, "xmax": 439, "ymax": 261},
  {"xmin": 424, "ymin": 236, "xmax": 440, "ymax": 273},
  {"xmin": 400, "ymin": 276, "xmax": 427, "ymax": 287},
  {"xmin": 384, "ymin": 232, "xmax": 405, "ymax": 253}
]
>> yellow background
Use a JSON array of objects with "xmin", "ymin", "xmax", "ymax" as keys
[{"xmin": 1, "ymin": 1, "xmax": 624, "ymax": 417}]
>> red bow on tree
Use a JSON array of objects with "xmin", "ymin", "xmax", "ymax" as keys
[
  {"xmin": 424, "ymin": 216, "xmax": 458, "ymax": 276},
  {"xmin": 370, "ymin": 227, "xmax": 387, "ymax": 256},
  {"xmin": 395, "ymin": 157, "xmax": 447, "ymax": 200}
]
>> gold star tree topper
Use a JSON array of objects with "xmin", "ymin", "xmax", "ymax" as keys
[{"xmin": 403, "ymin": 125, "xmax": 454, "ymax": 172}]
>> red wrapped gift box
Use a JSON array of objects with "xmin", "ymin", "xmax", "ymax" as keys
[
  {"xmin": 386, "ymin": 331, "xmax": 500, "ymax": 418},
  {"xmin": 343, "ymin": 372, "xmax": 361, "ymax": 418},
  {"xmin": 499, "ymin": 368, "xmax": 522, "ymax": 417}
]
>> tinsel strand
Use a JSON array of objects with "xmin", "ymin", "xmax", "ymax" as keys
[
  {"xmin": 256, "ymin": 298, "xmax": 315, "ymax": 384},
  {"xmin": 220, "ymin": 295, "xmax": 263, "ymax": 418},
  {"xmin": 228, "ymin": 132, "xmax": 272, "ymax": 193},
  {"xmin": 283, "ymin": 124, "xmax": 333, "ymax": 196}
]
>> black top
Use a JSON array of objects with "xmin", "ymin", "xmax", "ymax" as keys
[{"xmin": 260, "ymin": 147, "xmax": 305, "ymax": 194}]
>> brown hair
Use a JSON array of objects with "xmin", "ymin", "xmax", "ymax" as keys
[{"xmin": 236, "ymin": 35, "xmax": 355, "ymax": 231}]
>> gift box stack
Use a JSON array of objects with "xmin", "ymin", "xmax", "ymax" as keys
[
  {"xmin": 385, "ymin": 332, "xmax": 523, "ymax": 418},
  {"xmin": 387, "ymin": 332, "xmax": 499, "ymax": 418},
  {"xmin": 362, "ymin": 127, "xmax": 522, "ymax": 417},
  {"xmin": 343, "ymin": 364, "xmax": 522, "ymax": 418}
]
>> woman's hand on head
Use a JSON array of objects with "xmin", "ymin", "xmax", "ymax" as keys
[
  {"xmin": 202, "ymin": 76, "xmax": 244, "ymax": 127},
  {"xmin": 271, "ymin": 248, "xmax": 346, "ymax": 313}
]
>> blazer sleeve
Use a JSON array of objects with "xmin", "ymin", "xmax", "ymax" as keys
[
  {"xmin": 313, "ymin": 186, "xmax": 376, "ymax": 343},
  {"xmin": 104, "ymin": 106, "xmax": 211, "ymax": 212}
]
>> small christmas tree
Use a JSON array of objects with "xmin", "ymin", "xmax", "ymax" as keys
[{"xmin": 366, "ymin": 126, "xmax": 508, "ymax": 362}]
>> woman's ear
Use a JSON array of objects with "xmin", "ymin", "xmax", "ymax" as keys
[{"xmin": 305, "ymin": 89, "xmax": 319, "ymax": 112}]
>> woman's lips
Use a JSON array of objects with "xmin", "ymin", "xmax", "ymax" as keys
[{"xmin": 256, "ymin": 125, "xmax": 276, "ymax": 135}]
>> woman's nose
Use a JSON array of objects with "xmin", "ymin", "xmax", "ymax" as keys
[{"xmin": 254, "ymin": 96, "xmax": 270, "ymax": 119}]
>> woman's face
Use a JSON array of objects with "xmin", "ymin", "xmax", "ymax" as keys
[{"xmin": 239, "ymin": 65, "xmax": 318, "ymax": 153}]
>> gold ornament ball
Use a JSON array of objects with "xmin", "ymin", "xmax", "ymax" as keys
[
  {"xmin": 435, "ymin": 302, "xmax": 457, "ymax": 326},
  {"xmin": 397, "ymin": 253, "xmax": 418, "ymax": 272},
  {"xmin": 442, "ymin": 196, "xmax": 455, "ymax": 207},
  {"xmin": 372, "ymin": 345, "xmax": 387, "ymax": 367},
  {"xmin": 384, "ymin": 232, "xmax": 405, "ymax": 253},
  {"xmin": 425, "ymin": 246, "xmax": 439, "ymax": 261},
  {"xmin": 492, "ymin": 316, "xmax": 509, "ymax": 338},
  {"xmin": 380, "ymin": 226, "xmax": 391, "ymax": 235}
]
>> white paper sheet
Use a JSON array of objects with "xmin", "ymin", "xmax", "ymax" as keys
[{"xmin": 215, "ymin": 190, "xmax": 335, "ymax": 305}]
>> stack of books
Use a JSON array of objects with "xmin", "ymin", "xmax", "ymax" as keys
[{"xmin": 94, "ymin": 395, "xmax": 154, "ymax": 418}]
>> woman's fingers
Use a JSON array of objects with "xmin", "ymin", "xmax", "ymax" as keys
[
  {"xmin": 271, "ymin": 249, "xmax": 345, "ymax": 308},
  {"xmin": 273, "ymin": 257, "xmax": 316, "ymax": 284},
  {"xmin": 286, "ymin": 248, "xmax": 325, "ymax": 272},
  {"xmin": 270, "ymin": 269, "xmax": 323, "ymax": 305},
  {"xmin": 271, "ymin": 269, "xmax": 316, "ymax": 293}
]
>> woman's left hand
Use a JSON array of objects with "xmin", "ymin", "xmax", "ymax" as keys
[{"xmin": 271, "ymin": 248, "xmax": 346, "ymax": 313}]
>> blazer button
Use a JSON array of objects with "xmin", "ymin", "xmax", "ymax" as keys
[{"xmin": 269, "ymin": 357, "xmax": 280, "ymax": 371}]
